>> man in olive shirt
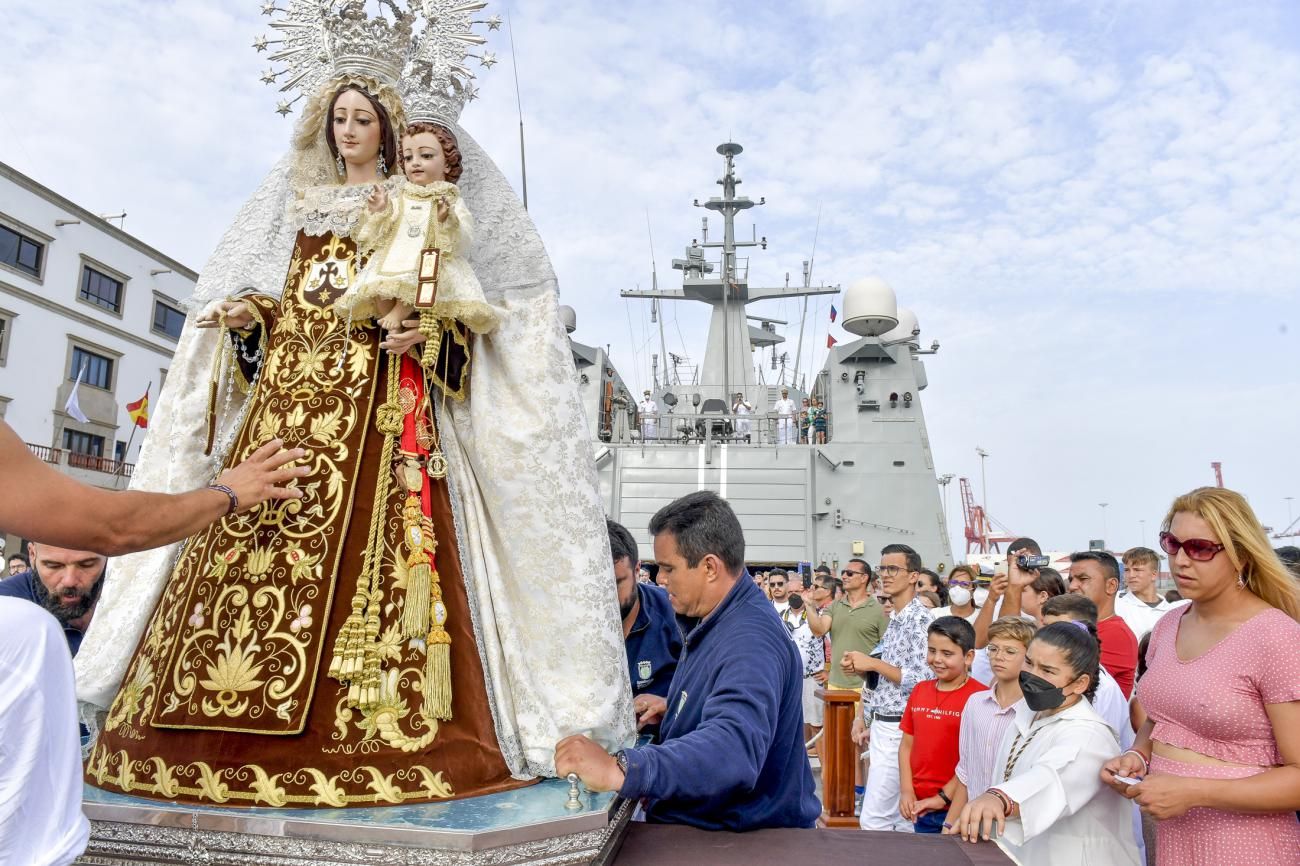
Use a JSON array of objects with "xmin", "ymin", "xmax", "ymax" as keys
[{"xmin": 805, "ymin": 558, "xmax": 888, "ymax": 689}]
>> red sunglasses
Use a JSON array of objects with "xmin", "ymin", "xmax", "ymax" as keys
[{"xmin": 1159, "ymin": 531, "xmax": 1225, "ymax": 562}]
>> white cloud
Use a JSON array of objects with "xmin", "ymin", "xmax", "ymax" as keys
[{"xmin": 1, "ymin": 0, "xmax": 1296, "ymax": 551}]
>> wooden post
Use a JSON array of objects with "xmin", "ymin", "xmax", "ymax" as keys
[{"xmin": 817, "ymin": 687, "xmax": 861, "ymax": 828}]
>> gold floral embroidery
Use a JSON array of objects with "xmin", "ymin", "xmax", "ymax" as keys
[{"xmin": 87, "ymin": 742, "xmax": 455, "ymax": 806}]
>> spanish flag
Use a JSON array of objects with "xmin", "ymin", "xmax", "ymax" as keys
[{"xmin": 126, "ymin": 388, "xmax": 150, "ymax": 429}]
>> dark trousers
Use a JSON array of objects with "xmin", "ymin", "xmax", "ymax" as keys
[{"xmin": 914, "ymin": 809, "xmax": 948, "ymax": 834}]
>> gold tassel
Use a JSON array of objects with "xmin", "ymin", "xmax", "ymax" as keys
[
  {"xmin": 419, "ymin": 310, "xmax": 443, "ymax": 369},
  {"xmin": 399, "ymin": 490, "xmax": 432, "ymax": 641},
  {"xmin": 423, "ymin": 573, "xmax": 452, "ymax": 720},
  {"xmin": 328, "ymin": 353, "xmax": 400, "ymax": 706}
]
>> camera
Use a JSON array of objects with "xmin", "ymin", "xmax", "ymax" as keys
[{"xmin": 1017, "ymin": 554, "xmax": 1050, "ymax": 570}]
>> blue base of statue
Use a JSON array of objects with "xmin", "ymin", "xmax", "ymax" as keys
[{"xmin": 78, "ymin": 778, "xmax": 631, "ymax": 865}]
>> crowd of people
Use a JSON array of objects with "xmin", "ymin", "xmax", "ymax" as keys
[
  {"xmin": 3, "ymin": 431, "xmax": 1298, "ymax": 866},
  {"xmin": 560, "ymin": 486, "xmax": 1300, "ymax": 865}
]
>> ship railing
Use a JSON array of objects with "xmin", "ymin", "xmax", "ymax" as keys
[{"xmin": 618, "ymin": 411, "xmax": 832, "ymax": 446}]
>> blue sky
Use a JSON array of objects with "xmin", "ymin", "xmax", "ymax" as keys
[{"xmin": 3, "ymin": 0, "xmax": 1297, "ymax": 554}]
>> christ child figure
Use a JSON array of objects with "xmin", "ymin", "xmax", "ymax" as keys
[{"xmin": 338, "ymin": 123, "xmax": 498, "ymax": 336}]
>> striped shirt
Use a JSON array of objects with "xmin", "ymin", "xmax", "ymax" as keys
[{"xmin": 954, "ymin": 688, "xmax": 1018, "ymax": 798}]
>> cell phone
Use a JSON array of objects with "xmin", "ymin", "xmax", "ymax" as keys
[{"xmin": 1113, "ymin": 774, "xmax": 1142, "ymax": 786}]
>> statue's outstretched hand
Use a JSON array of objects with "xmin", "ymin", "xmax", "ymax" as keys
[
  {"xmin": 196, "ymin": 300, "xmax": 253, "ymax": 331},
  {"xmin": 367, "ymin": 184, "xmax": 389, "ymax": 214}
]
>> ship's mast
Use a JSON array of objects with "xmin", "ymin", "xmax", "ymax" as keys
[{"xmin": 621, "ymin": 142, "xmax": 838, "ymax": 398}]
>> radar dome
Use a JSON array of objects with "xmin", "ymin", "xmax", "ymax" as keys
[
  {"xmin": 558, "ymin": 305, "xmax": 577, "ymax": 334},
  {"xmin": 841, "ymin": 276, "xmax": 899, "ymax": 337},
  {"xmin": 881, "ymin": 308, "xmax": 920, "ymax": 344}
]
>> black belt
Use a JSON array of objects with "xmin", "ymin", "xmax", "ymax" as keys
[{"xmin": 872, "ymin": 713, "xmax": 903, "ymax": 723}]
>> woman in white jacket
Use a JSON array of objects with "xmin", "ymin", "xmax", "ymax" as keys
[{"xmin": 946, "ymin": 621, "xmax": 1141, "ymax": 865}]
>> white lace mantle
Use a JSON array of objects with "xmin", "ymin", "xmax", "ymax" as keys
[{"xmin": 75, "ymin": 123, "xmax": 635, "ymax": 778}]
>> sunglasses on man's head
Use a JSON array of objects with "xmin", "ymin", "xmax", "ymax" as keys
[{"xmin": 1159, "ymin": 531, "xmax": 1225, "ymax": 562}]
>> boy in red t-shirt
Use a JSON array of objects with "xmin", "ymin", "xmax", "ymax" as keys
[{"xmin": 899, "ymin": 615, "xmax": 988, "ymax": 833}]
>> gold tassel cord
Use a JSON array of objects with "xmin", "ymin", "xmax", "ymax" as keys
[
  {"xmin": 422, "ymin": 533, "xmax": 453, "ymax": 722},
  {"xmin": 418, "ymin": 310, "xmax": 444, "ymax": 370},
  {"xmin": 328, "ymin": 351, "xmax": 400, "ymax": 710}
]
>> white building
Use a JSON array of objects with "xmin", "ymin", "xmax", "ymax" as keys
[{"xmin": 0, "ymin": 159, "xmax": 195, "ymax": 543}]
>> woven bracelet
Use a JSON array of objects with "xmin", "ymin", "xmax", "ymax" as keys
[{"xmin": 207, "ymin": 483, "xmax": 239, "ymax": 515}]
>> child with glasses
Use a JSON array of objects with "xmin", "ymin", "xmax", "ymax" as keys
[{"xmin": 944, "ymin": 617, "xmax": 1036, "ymax": 824}]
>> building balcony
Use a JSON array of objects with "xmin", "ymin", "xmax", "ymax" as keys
[{"xmin": 29, "ymin": 442, "xmax": 133, "ymax": 487}]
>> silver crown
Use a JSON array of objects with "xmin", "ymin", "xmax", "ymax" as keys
[
  {"xmin": 402, "ymin": 1, "xmax": 502, "ymax": 127},
  {"xmin": 255, "ymin": 1, "xmax": 500, "ymax": 121},
  {"xmin": 256, "ymin": 1, "xmax": 414, "ymax": 117}
]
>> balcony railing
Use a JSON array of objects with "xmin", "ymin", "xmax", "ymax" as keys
[
  {"xmin": 598, "ymin": 411, "xmax": 834, "ymax": 446},
  {"xmin": 28, "ymin": 442, "xmax": 134, "ymax": 479}
]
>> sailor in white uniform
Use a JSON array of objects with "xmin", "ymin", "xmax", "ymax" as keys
[
  {"xmin": 638, "ymin": 390, "xmax": 658, "ymax": 440},
  {"xmin": 773, "ymin": 387, "xmax": 797, "ymax": 445},
  {"xmin": 732, "ymin": 392, "xmax": 754, "ymax": 441}
]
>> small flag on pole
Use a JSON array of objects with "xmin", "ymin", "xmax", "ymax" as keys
[
  {"xmin": 64, "ymin": 365, "xmax": 90, "ymax": 423},
  {"xmin": 826, "ymin": 334, "xmax": 837, "ymax": 349},
  {"xmin": 126, "ymin": 387, "xmax": 150, "ymax": 429},
  {"xmin": 829, "ymin": 304, "xmax": 838, "ymax": 323}
]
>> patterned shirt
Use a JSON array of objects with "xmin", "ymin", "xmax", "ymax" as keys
[
  {"xmin": 782, "ymin": 607, "xmax": 824, "ymax": 677},
  {"xmin": 863, "ymin": 596, "xmax": 934, "ymax": 717}
]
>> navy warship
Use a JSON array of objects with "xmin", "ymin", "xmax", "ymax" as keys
[{"xmin": 566, "ymin": 142, "xmax": 954, "ymax": 574}]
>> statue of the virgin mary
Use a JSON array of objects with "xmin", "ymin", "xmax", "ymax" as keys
[{"xmin": 75, "ymin": 0, "xmax": 634, "ymax": 808}]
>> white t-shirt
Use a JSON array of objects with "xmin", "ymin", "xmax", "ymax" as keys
[
  {"xmin": 0, "ymin": 598, "xmax": 90, "ymax": 866},
  {"xmin": 1114, "ymin": 591, "xmax": 1188, "ymax": 639}
]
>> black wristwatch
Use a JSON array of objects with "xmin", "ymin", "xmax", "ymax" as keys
[
  {"xmin": 937, "ymin": 788, "xmax": 951, "ymax": 806},
  {"xmin": 614, "ymin": 750, "xmax": 629, "ymax": 775}
]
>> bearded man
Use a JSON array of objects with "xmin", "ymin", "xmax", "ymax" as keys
[{"xmin": 0, "ymin": 543, "xmax": 105, "ymax": 656}]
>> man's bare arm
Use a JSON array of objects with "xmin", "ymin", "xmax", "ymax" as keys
[{"xmin": 0, "ymin": 422, "xmax": 307, "ymax": 556}]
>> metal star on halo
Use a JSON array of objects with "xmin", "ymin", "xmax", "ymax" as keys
[
  {"xmin": 253, "ymin": 34, "xmax": 270, "ymax": 51},
  {"xmin": 260, "ymin": 68, "xmax": 278, "ymax": 84},
  {"xmin": 276, "ymin": 99, "xmax": 293, "ymax": 117},
  {"xmin": 260, "ymin": 1, "xmax": 277, "ymax": 15},
  {"xmin": 466, "ymin": 84, "xmax": 480, "ymax": 102},
  {"xmin": 485, "ymin": 15, "xmax": 502, "ymax": 30},
  {"xmin": 479, "ymin": 51, "xmax": 497, "ymax": 69}
]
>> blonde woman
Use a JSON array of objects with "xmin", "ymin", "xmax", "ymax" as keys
[{"xmin": 1101, "ymin": 487, "xmax": 1300, "ymax": 865}]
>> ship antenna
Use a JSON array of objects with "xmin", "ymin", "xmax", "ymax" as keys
[
  {"xmin": 791, "ymin": 204, "xmax": 822, "ymax": 389},
  {"xmin": 507, "ymin": 11, "xmax": 528, "ymax": 210},
  {"xmin": 648, "ymin": 208, "xmax": 671, "ymax": 392}
]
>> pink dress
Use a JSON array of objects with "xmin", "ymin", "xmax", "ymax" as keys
[{"xmin": 1138, "ymin": 606, "xmax": 1300, "ymax": 865}]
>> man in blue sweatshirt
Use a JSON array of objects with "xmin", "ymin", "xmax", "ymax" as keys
[{"xmin": 557, "ymin": 491, "xmax": 819, "ymax": 831}]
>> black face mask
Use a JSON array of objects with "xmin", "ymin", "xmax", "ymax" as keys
[{"xmin": 1019, "ymin": 670, "xmax": 1068, "ymax": 712}]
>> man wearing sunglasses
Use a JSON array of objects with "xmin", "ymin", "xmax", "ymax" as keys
[
  {"xmin": 803, "ymin": 559, "xmax": 887, "ymax": 692},
  {"xmin": 1068, "ymin": 550, "xmax": 1139, "ymax": 699}
]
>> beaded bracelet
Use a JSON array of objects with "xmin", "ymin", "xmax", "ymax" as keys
[
  {"xmin": 207, "ymin": 483, "xmax": 239, "ymax": 515},
  {"xmin": 987, "ymin": 787, "xmax": 1013, "ymax": 817},
  {"xmin": 1121, "ymin": 749, "xmax": 1151, "ymax": 774}
]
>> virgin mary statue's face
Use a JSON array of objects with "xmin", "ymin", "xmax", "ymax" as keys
[{"xmin": 332, "ymin": 89, "xmax": 382, "ymax": 166}]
